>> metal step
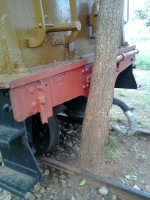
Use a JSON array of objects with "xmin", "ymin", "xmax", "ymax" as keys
[
  {"xmin": 0, "ymin": 166, "xmax": 39, "ymax": 198},
  {"xmin": 0, "ymin": 123, "xmax": 25, "ymax": 148},
  {"xmin": 0, "ymin": 126, "xmax": 43, "ymax": 198}
]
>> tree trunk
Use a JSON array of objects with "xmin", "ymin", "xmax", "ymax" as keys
[{"xmin": 78, "ymin": 0, "xmax": 124, "ymax": 174}]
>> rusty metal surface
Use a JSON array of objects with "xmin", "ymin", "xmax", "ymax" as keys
[
  {"xmin": 0, "ymin": 57, "xmax": 93, "ymax": 88},
  {"xmin": 9, "ymin": 62, "xmax": 92, "ymax": 123},
  {"xmin": 0, "ymin": 45, "xmax": 137, "ymax": 88},
  {"xmin": 0, "ymin": 45, "xmax": 137, "ymax": 124}
]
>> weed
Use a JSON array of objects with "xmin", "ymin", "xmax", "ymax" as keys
[
  {"xmin": 105, "ymin": 150, "xmax": 120, "ymax": 160},
  {"xmin": 142, "ymin": 137, "xmax": 147, "ymax": 141},
  {"xmin": 105, "ymin": 135, "xmax": 120, "ymax": 160},
  {"xmin": 136, "ymin": 52, "xmax": 150, "ymax": 70},
  {"xmin": 130, "ymin": 164, "xmax": 136, "ymax": 171},
  {"xmin": 132, "ymin": 145, "xmax": 139, "ymax": 154},
  {"xmin": 105, "ymin": 135, "xmax": 118, "ymax": 149},
  {"xmin": 110, "ymin": 116, "xmax": 118, "ymax": 121}
]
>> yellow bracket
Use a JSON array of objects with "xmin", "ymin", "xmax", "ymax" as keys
[
  {"xmin": 28, "ymin": 0, "xmax": 46, "ymax": 48},
  {"xmin": 1, "ymin": 15, "xmax": 27, "ymax": 74},
  {"xmin": 28, "ymin": 0, "xmax": 81, "ymax": 47},
  {"xmin": 89, "ymin": 1, "xmax": 99, "ymax": 38}
]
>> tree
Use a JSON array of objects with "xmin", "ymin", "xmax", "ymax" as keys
[
  {"xmin": 77, "ymin": 0, "xmax": 124, "ymax": 174},
  {"xmin": 134, "ymin": 0, "xmax": 150, "ymax": 27}
]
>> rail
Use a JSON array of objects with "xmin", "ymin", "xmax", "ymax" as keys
[{"xmin": 38, "ymin": 156, "xmax": 150, "ymax": 200}]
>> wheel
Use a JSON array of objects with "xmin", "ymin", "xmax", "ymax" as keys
[{"xmin": 32, "ymin": 113, "xmax": 60, "ymax": 156}]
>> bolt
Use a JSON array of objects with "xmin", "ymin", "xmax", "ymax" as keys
[
  {"xmin": 39, "ymin": 23, "xmax": 42, "ymax": 28},
  {"xmin": 2, "ymin": 104, "xmax": 9, "ymax": 111}
]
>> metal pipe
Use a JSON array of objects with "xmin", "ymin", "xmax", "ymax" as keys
[
  {"xmin": 70, "ymin": 0, "xmax": 78, "ymax": 21},
  {"xmin": 113, "ymin": 98, "xmax": 130, "ymax": 112},
  {"xmin": 49, "ymin": 0, "xmax": 81, "ymax": 45},
  {"xmin": 125, "ymin": 0, "xmax": 129, "ymax": 24},
  {"xmin": 45, "ymin": 24, "xmax": 54, "ymax": 27},
  {"xmin": 46, "ymin": 21, "xmax": 81, "ymax": 32},
  {"xmin": 64, "ymin": 30, "xmax": 78, "ymax": 44},
  {"xmin": 117, "ymin": 49, "xmax": 139, "ymax": 63},
  {"xmin": 62, "ymin": 0, "xmax": 80, "ymax": 44},
  {"xmin": 109, "ymin": 98, "xmax": 137, "ymax": 136},
  {"xmin": 137, "ymin": 129, "xmax": 150, "ymax": 135}
]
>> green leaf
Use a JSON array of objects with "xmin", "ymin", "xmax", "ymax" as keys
[
  {"xmin": 125, "ymin": 175, "xmax": 131, "ymax": 180},
  {"xmin": 131, "ymin": 175, "xmax": 137, "ymax": 181},
  {"xmin": 125, "ymin": 175, "xmax": 137, "ymax": 181},
  {"xmin": 79, "ymin": 179, "xmax": 86, "ymax": 186}
]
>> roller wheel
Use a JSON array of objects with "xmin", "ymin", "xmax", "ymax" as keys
[{"xmin": 32, "ymin": 113, "xmax": 60, "ymax": 156}]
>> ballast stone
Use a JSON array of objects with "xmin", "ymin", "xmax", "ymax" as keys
[
  {"xmin": 44, "ymin": 169, "xmax": 50, "ymax": 176},
  {"xmin": 99, "ymin": 186, "xmax": 109, "ymax": 195}
]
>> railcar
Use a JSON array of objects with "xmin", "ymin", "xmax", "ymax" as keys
[{"xmin": 0, "ymin": 0, "xmax": 138, "ymax": 197}]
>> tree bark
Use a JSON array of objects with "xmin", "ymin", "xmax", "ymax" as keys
[{"xmin": 78, "ymin": 0, "xmax": 124, "ymax": 174}]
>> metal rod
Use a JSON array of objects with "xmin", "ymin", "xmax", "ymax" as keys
[
  {"xmin": 117, "ymin": 49, "xmax": 139, "ymax": 63},
  {"xmin": 45, "ymin": 24, "xmax": 54, "ymax": 27},
  {"xmin": 46, "ymin": 23, "xmax": 78, "ymax": 32}
]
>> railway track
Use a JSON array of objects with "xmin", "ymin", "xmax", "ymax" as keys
[
  {"xmin": 34, "ymin": 113, "xmax": 150, "ymax": 200},
  {"xmin": 38, "ymin": 156, "xmax": 150, "ymax": 200}
]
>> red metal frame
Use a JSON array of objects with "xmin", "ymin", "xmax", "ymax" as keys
[{"xmin": 8, "ymin": 46, "xmax": 138, "ymax": 123}]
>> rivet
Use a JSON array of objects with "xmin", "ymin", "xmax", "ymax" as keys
[
  {"xmin": 83, "ymin": 85, "xmax": 86, "ymax": 89},
  {"xmin": 39, "ymin": 96, "xmax": 46, "ymax": 104},
  {"xmin": 85, "ymin": 68, "xmax": 88, "ymax": 72},
  {"xmin": 82, "ymin": 69, "xmax": 85, "ymax": 74},
  {"xmin": 131, "ymin": 58, "xmax": 134, "ymax": 62},
  {"xmin": 38, "ymin": 85, "xmax": 42, "ymax": 90},
  {"xmin": 32, "ymin": 102, "xmax": 36, "ymax": 108},
  {"xmin": 86, "ymin": 84, "xmax": 89, "ymax": 88},
  {"xmin": 29, "ymin": 87, "xmax": 35, "ymax": 94}
]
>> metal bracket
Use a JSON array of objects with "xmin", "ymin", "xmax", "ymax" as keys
[
  {"xmin": 28, "ymin": 0, "xmax": 81, "ymax": 47},
  {"xmin": 28, "ymin": 0, "xmax": 46, "ymax": 48},
  {"xmin": 1, "ymin": 15, "xmax": 27, "ymax": 74},
  {"xmin": 9, "ymin": 79, "xmax": 53, "ymax": 124},
  {"xmin": 89, "ymin": 1, "xmax": 99, "ymax": 38}
]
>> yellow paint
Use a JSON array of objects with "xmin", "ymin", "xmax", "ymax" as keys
[{"xmin": 0, "ymin": 0, "xmax": 97, "ymax": 79}]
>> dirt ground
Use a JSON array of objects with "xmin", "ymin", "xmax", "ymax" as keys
[{"xmin": 106, "ymin": 69, "xmax": 150, "ymax": 192}]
